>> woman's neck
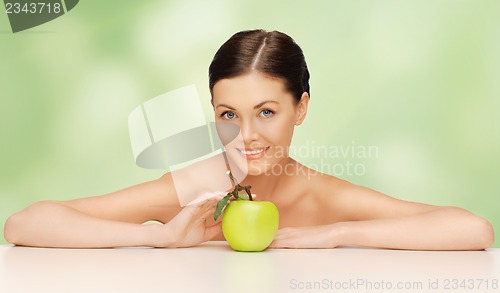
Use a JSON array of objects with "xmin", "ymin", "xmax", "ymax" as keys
[{"xmin": 239, "ymin": 157, "xmax": 296, "ymax": 201}]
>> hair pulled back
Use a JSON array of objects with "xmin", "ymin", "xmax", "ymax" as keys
[{"xmin": 209, "ymin": 29, "xmax": 310, "ymax": 103}]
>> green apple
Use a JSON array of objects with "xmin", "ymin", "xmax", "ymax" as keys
[
  {"xmin": 222, "ymin": 199, "xmax": 279, "ymax": 252},
  {"xmin": 214, "ymin": 171, "xmax": 279, "ymax": 252}
]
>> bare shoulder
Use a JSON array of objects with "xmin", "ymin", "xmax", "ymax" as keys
[
  {"xmin": 309, "ymin": 171, "xmax": 439, "ymax": 222},
  {"xmin": 62, "ymin": 172, "xmax": 181, "ymax": 224}
]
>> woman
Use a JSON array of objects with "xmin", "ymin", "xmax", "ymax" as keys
[{"xmin": 4, "ymin": 29, "xmax": 494, "ymax": 249}]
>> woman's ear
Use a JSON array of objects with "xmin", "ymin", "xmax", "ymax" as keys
[{"xmin": 295, "ymin": 92, "xmax": 310, "ymax": 126}]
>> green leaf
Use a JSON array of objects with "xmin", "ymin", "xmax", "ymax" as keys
[
  {"xmin": 214, "ymin": 194, "xmax": 233, "ymax": 221},
  {"xmin": 236, "ymin": 193, "xmax": 249, "ymax": 200}
]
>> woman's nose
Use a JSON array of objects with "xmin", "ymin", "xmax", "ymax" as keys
[{"xmin": 240, "ymin": 119, "xmax": 259, "ymax": 144}]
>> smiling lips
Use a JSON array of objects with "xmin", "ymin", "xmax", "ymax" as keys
[{"xmin": 236, "ymin": 146, "xmax": 270, "ymax": 160}]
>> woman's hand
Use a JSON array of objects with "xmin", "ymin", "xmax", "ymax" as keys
[
  {"xmin": 158, "ymin": 192, "xmax": 225, "ymax": 248},
  {"xmin": 268, "ymin": 224, "xmax": 341, "ymax": 249}
]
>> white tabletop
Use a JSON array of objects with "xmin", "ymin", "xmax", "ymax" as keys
[{"xmin": 0, "ymin": 242, "xmax": 499, "ymax": 293}]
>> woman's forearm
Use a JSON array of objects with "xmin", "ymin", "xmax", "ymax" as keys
[
  {"xmin": 336, "ymin": 207, "xmax": 494, "ymax": 250},
  {"xmin": 4, "ymin": 201, "xmax": 164, "ymax": 248}
]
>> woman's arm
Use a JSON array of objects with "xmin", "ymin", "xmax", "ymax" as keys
[
  {"xmin": 270, "ymin": 181, "xmax": 494, "ymax": 250},
  {"xmin": 271, "ymin": 207, "xmax": 493, "ymax": 250},
  {"xmin": 3, "ymin": 174, "xmax": 223, "ymax": 248},
  {"xmin": 336, "ymin": 206, "xmax": 494, "ymax": 250},
  {"xmin": 4, "ymin": 200, "xmax": 162, "ymax": 248}
]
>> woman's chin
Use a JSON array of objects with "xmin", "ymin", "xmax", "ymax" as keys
[{"xmin": 226, "ymin": 157, "xmax": 271, "ymax": 178}]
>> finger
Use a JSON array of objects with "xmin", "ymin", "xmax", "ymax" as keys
[
  {"xmin": 204, "ymin": 222, "xmax": 222, "ymax": 241},
  {"xmin": 198, "ymin": 200, "xmax": 220, "ymax": 221},
  {"xmin": 268, "ymin": 238, "xmax": 295, "ymax": 249},
  {"xmin": 200, "ymin": 197, "xmax": 220, "ymax": 211},
  {"xmin": 186, "ymin": 191, "xmax": 227, "ymax": 206},
  {"xmin": 200, "ymin": 204, "xmax": 217, "ymax": 220},
  {"xmin": 270, "ymin": 229, "xmax": 288, "ymax": 240},
  {"xmin": 268, "ymin": 239, "xmax": 284, "ymax": 248},
  {"xmin": 180, "ymin": 200, "xmax": 216, "ymax": 221},
  {"xmin": 187, "ymin": 197, "xmax": 218, "ymax": 216},
  {"xmin": 268, "ymin": 241, "xmax": 278, "ymax": 248}
]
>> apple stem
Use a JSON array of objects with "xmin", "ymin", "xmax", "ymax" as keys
[
  {"xmin": 227, "ymin": 171, "xmax": 253, "ymax": 201},
  {"xmin": 243, "ymin": 186, "xmax": 253, "ymax": 201},
  {"xmin": 227, "ymin": 170, "xmax": 239, "ymax": 186}
]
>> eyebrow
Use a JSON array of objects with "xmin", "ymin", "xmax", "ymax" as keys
[{"xmin": 215, "ymin": 100, "xmax": 279, "ymax": 110}]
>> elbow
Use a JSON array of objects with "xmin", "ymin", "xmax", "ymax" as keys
[
  {"xmin": 474, "ymin": 217, "xmax": 495, "ymax": 250},
  {"xmin": 3, "ymin": 200, "xmax": 59, "ymax": 245},
  {"xmin": 446, "ymin": 207, "xmax": 495, "ymax": 250},
  {"xmin": 461, "ymin": 208, "xmax": 495, "ymax": 250},
  {"xmin": 4, "ymin": 212, "xmax": 21, "ymax": 245}
]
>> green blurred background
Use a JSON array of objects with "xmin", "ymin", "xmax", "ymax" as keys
[{"xmin": 0, "ymin": 0, "xmax": 498, "ymax": 246}]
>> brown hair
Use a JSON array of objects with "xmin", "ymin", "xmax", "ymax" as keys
[{"xmin": 209, "ymin": 29, "xmax": 310, "ymax": 103}]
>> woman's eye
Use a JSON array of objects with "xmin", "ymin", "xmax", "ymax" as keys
[
  {"xmin": 260, "ymin": 109, "xmax": 274, "ymax": 118},
  {"xmin": 221, "ymin": 111, "xmax": 236, "ymax": 120}
]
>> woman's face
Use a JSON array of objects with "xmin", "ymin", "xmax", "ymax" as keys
[{"xmin": 212, "ymin": 71, "xmax": 308, "ymax": 176}]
